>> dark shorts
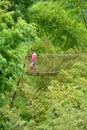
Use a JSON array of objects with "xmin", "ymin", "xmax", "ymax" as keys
[{"xmin": 30, "ymin": 62, "xmax": 36, "ymax": 67}]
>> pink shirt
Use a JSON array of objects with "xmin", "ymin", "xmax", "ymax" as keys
[{"xmin": 31, "ymin": 52, "xmax": 37, "ymax": 62}]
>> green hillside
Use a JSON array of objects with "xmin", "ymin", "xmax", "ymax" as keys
[{"xmin": 0, "ymin": 0, "xmax": 87, "ymax": 130}]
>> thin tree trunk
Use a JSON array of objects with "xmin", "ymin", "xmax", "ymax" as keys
[
  {"xmin": 77, "ymin": 0, "xmax": 87, "ymax": 30},
  {"xmin": 10, "ymin": 63, "xmax": 26, "ymax": 110},
  {"xmin": 10, "ymin": 77, "xmax": 21, "ymax": 110},
  {"xmin": 80, "ymin": 5, "xmax": 87, "ymax": 30}
]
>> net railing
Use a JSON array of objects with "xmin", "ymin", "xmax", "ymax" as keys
[{"xmin": 26, "ymin": 54, "xmax": 79, "ymax": 73}]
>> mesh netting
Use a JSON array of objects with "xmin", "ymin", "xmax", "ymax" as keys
[{"xmin": 26, "ymin": 54, "xmax": 79, "ymax": 73}]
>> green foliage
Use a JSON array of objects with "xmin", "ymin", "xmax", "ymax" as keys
[
  {"xmin": 28, "ymin": 1, "xmax": 87, "ymax": 49},
  {"xmin": 9, "ymin": 0, "xmax": 35, "ymax": 7},
  {"xmin": 0, "ymin": 0, "xmax": 87, "ymax": 130},
  {"xmin": 0, "ymin": 53, "xmax": 85, "ymax": 130},
  {"xmin": 28, "ymin": 38, "xmax": 56, "ymax": 55},
  {"xmin": 0, "ymin": 1, "xmax": 40, "ymax": 93},
  {"xmin": 60, "ymin": 0, "xmax": 87, "ymax": 22},
  {"xmin": 9, "ymin": 0, "xmax": 36, "ymax": 21},
  {"xmin": 0, "ymin": 0, "xmax": 11, "ymax": 11},
  {"xmin": 0, "ymin": 106, "xmax": 27, "ymax": 130},
  {"xmin": 15, "ymin": 18, "xmax": 40, "ymax": 42},
  {"xmin": 25, "ymin": 54, "xmax": 86, "ymax": 129}
]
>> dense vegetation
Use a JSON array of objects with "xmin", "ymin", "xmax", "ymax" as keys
[{"xmin": 0, "ymin": 0, "xmax": 87, "ymax": 130}]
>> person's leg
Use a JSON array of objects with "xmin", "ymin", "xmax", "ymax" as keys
[
  {"xmin": 33, "ymin": 62, "xmax": 38, "ymax": 71},
  {"xmin": 30, "ymin": 66, "xmax": 33, "ymax": 70},
  {"xmin": 33, "ymin": 66, "xmax": 37, "ymax": 71},
  {"xmin": 30, "ymin": 62, "xmax": 38, "ymax": 72},
  {"xmin": 33, "ymin": 62, "xmax": 36, "ymax": 71},
  {"xmin": 30, "ymin": 62, "xmax": 34, "ymax": 71}
]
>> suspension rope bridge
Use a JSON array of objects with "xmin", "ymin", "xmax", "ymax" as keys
[{"xmin": 26, "ymin": 53, "xmax": 80, "ymax": 76}]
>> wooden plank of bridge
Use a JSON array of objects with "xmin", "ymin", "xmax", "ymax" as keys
[{"xmin": 26, "ymin": 71, "xmax": 59, "ymax": 76}]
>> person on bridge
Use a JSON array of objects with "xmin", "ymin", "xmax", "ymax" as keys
[{"xmin": 30, "ymin": 50, "xmax": 37, "ymax": 71}]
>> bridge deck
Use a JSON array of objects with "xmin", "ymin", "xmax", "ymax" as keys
[{"xmin": 26, "ymin": 71, "xmax": 59, "ymax": 76}]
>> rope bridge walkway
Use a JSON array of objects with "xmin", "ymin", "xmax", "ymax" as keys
[{"xmin": 25, "ymin": 54, "xmax": 81, "ymax": 76}]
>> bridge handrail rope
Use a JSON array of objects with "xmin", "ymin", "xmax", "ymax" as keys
[
  {"xmin": 34, "ymin": 53, "xmax": 87, "ymax": 57},
  {"xmin": 27, "ymin": 52, "xmax": 86, "ymax": 59}
]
